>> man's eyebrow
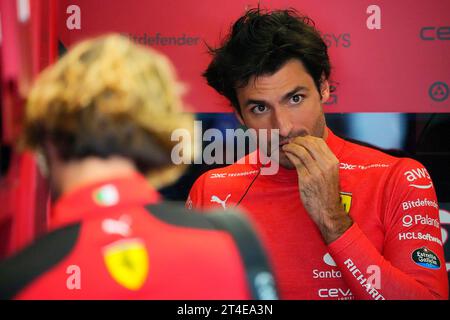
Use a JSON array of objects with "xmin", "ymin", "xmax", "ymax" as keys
[
  {"xmin": 244, "ymin": 98, "xmax": 267, "ymax": 107},
  {"xmin": 281, "ymin": 86, "xmax": 309, "ymax": 102},
  {"xmin": 244, "ymin": 86, "xmax": 309, "ymax": 107}
]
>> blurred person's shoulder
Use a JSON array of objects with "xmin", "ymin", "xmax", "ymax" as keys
[{"xmin": 0, "ymin": 223, "xmax": 81, "ymax": 299}]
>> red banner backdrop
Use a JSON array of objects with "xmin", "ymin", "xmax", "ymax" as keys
[
  {"xmin": 57, "ymin": 0, "xmax": 450, "ymax": 113},
  {"xmin": 0, "ymin": 0, "xmax": 55, "ymax": 258}
]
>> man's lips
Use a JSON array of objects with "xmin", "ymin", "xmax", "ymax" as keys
[
  {"xmin": 279, "ymin": 133, "xmax": 308, "ymax": 147},
  {"xmin": 279, "ymin": 138, "xmax": 294, "ymax": 147}
]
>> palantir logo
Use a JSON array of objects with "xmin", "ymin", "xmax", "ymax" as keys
[
  {"xmin": 402, "ymin": 215, "xmax": 414, "ymax": 228},
  {"xmin": 323, "ymin": 253, "xmax": 337, "ymax": 267},
  {"xmin": 429, "ymin": 82, "xmax": 449, "ymax": 102}
]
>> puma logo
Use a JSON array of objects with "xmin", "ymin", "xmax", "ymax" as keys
[{"xmin": 210, "ymin": 194, "xmax": 231, "ymax": 210}]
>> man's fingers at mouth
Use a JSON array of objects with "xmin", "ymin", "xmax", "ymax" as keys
[{"xmin": 284, "ymin": 151, "xmax": 301, "ymax": 167}]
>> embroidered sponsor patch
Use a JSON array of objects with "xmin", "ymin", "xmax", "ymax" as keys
[{"xmin": 411, "ymin": 247, "xmax": 441, "ymax": 270}]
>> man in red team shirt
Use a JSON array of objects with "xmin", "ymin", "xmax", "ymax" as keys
[
  {"xmin": 0, "ymin": 35, "xmax": 278, "ymax": 299},
  {"xmin": 187, "ymin": 8, "xmax": 448, "ymax": 299}
]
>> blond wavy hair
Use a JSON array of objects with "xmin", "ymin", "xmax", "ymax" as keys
[{"xmin": 23, "ymin": 34, "xmax": 193, "ymax": 188}]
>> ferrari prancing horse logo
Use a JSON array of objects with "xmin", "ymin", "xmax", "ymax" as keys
[
  {"xmin": 340, "ymin": 192, "xmax": 352, "ymax": 214},
  {"xmin": 103, "ymin": 238, "xmax": 149, "ymax": 291}
]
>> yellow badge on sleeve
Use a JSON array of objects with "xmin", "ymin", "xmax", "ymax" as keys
[
  {"xmin": 103, "ymin": 238, "xmax": 149, "ymax": 290},
  {"xmin": 339, "ymin": 192, "xmax": 352, "ymax": 214}
]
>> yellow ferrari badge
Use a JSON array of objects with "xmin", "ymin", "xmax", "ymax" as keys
[
  {"xmin": 339, "ymin": 192, "xmax": 352, "ymax": 214},
  {"xmin": 103, "ymin": 238, "xmax": 149, "ymax": 290}
]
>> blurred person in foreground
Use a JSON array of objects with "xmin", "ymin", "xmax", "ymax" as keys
[
  {"xmin": 187, "ymin": 8, "xmax": 448, "ymax": 300},
  {"xmin": 0, "ymin": 35, "xmax": 278, "ymax": 300}
]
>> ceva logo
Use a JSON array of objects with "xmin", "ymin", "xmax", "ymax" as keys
[{"xmin": 420, "ymin": 27, "xmax": 450, "ymax": 41}]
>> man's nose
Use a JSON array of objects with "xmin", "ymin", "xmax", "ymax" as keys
[{"xmin": 272, "ymin": 107, "xmax": 293, "ymax": 137}]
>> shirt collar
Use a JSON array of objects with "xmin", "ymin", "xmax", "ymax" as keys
[{"xmin": 51, "ymin": 173, "xmax": 160, "ymax": 229}]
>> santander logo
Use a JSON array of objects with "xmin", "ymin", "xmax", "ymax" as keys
[{"xmin": 323, "ymin": 253, "xmax": 337, "ymax": 267}]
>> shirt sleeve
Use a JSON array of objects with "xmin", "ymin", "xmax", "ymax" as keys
[
  {"xmin": 186, "ymin": 173, "xmax": 207, "ymax": 210},
  {"xmin": 328, "ymin": 158, "xmax": 448, "ymax": 300}
]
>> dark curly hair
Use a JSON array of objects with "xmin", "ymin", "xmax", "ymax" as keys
[{"xmin": 204, "ymin": 8, "xmax": 332, "ymax": 114}]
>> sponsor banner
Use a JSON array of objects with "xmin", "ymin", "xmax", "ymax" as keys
[{"xmin": 58, "ymin": 0, "xmax": 450, "ymax": 113}]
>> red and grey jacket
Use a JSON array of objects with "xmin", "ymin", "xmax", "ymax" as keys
[
  {"xmin": 0, "ymin": 173, "xmax": 278, "ymax": 300},
  {"xmin": 187, "ymin": 128, "xmax": 449, "ymax": 300}
]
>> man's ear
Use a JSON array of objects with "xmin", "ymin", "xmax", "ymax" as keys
[
  {"xmin": 42, "ymin": 140, "xmax": 62, "ymax": 173},
  {"xmin": 36, "ymin": 140, "xmax": 57, "ymax": 178},
  {"xmin": 320, "ymin": 78, "xmax": 330, "ymax": 104}
]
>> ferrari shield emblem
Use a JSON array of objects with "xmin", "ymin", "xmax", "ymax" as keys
[
  {"xmin": 103, "ymin": 238, "xmax": 149, "ymax": 290},
  {"xmin": 340, "ymin": 192, "xmax": 352, "ymax": 214}
]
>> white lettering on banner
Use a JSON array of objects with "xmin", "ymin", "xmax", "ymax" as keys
[
  {"xmin": 398, "ymin": 232, "xmax": 442, "ymax": 246},
  {"xmin": 402, "ymin": 198, "xmax": 439, "ymax": 211},
  {"xmin": 343, "ymin": 259, "xmax": 385, "ymax": 300}
]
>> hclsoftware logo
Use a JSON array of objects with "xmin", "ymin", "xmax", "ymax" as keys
[{"xmin": 429, "ymin": 82, "xmax": 449, "ymax": 102}]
